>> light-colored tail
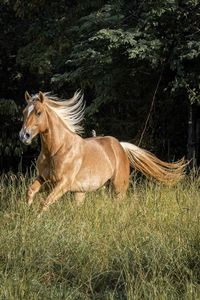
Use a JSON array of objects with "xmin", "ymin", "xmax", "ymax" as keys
[{"xmin": 120, "ymin": 142, "xmax": 186, "ymax": 184}]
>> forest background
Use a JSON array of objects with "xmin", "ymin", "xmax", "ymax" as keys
[{"xmin": 0, "ymin": 0, "xmax": 200, "ymax": 171}]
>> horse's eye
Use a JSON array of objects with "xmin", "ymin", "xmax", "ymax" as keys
[{"xmin": 36, "ymin": 111, "xmax": 42, "ymax": 117}]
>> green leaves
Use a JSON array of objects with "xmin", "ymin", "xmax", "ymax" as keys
[
  {"xmin": 186, "ymin": 85, "xmax": 200, "ymax": 104},
  {"xmin": 0, "ymin": 99, "xmax": 23, "ymax": 159},
  {"xmin": 0, "ymin": 0, "xmax": 200, "ymax": 168}
]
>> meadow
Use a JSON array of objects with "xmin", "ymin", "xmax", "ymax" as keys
[{"xmin": 0, "ymin": 172, "xmax": 199, "ymax": 300}]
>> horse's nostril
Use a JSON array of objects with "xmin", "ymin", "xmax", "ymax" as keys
[{"xmin": 25, "ymin": 132, "xmax": 30, "ymax": 139}]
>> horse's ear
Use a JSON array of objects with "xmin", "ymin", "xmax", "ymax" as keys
[
  {"xmin": 38, "ymin": 91, "xmax": 44, "ymax": 103},
  {"xmin": 25, "ymin": 91, "xmax": 31, "ymax": 102}
]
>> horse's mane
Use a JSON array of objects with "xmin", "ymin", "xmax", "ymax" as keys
[{"xmin": 36, "ymin": 91, "xmax": 85, "ymax": 134}]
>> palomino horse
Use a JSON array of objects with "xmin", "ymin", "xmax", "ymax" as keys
[{"xmin": 19, "ymin": 91, "xmax": 185, "ymax": 213}]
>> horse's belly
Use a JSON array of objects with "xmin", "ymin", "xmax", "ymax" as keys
[{"xmin": 71, "ymin": 169, "xmax": 111, "ymax": 192}]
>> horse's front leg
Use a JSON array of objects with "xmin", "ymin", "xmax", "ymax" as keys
[
  {"xmin": 27, "ymin": 176, "xmax": 44, "ymax": 205},
  {"xmin": 39, "ymin": 179, "xmax": 68, "ymax": 214}
]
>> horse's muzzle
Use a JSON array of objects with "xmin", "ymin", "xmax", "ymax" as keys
[{"xmin": 19, "ymin": 128, "xmax": 32, "ymax": 145}]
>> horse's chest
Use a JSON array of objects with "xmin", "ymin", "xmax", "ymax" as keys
[{"xmin": 37, "ymin": 156, "xmax": 60, "ymax": 182}]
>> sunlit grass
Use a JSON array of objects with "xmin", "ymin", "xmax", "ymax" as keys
[{"xmin": 0, "ymin": 172, "xmax": 199, "ymax": 299}]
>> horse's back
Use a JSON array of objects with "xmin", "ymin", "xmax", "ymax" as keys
[{"xmin": 84, "ymin": 135, "xmax": 127, "ymax": 160}]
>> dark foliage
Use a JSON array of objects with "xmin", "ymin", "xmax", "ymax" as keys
[{"xmin": 1, "ymin": 0, "xmax": 200, "ymax": 171}]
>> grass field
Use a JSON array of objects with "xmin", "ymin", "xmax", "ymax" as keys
[{"xmin": 0, "ymin": 172, "xmax": 199, "ymax": 300}]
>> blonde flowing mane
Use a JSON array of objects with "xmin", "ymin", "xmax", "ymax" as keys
[{"xmin": 38, "ymin": 90, "xmax": 85, "ymax": 134}]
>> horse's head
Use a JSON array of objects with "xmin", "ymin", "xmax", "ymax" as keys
[{"xmin": 19, "ymin": 91, "xmax": 47, "ymax": 145}]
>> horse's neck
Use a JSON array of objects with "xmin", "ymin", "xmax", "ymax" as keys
[{"xmin": 40, "ymin": 109, "xmax": 77, "ymax": 156}]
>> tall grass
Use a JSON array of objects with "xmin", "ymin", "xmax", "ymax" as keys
[{"xmin": 0, "ymin": 172, "xmax": 199, "ymax": 299}]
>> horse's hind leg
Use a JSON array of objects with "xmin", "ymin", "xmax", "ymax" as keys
[
  {"xmin": 74, "ymin": 192, "xmax": 85, "ymax": 206},
  {"xmin": 112, "ymin": 152, "xmax": 130, "ymax": 199},
  {"xmin": 112, "ymin": 169, "xmax": 129, "ymax": 200},
  {"xmin": 113, "ymin": 178, "xmax": 129, "ymax": 200}
]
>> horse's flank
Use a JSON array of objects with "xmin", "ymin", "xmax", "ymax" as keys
[{"xmin": 19, "ymin": 91, "xmax": 186, "ymax": 214}]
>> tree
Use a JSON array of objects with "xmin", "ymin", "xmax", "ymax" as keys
[{"xmin": 0, "ymin": 0, "xmax": 200, "ymax": 170}]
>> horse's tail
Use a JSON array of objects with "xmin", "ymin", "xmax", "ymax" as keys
[{"xmin": 120, "ymin": 142, "xmax": 186, "ymax": 184}]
